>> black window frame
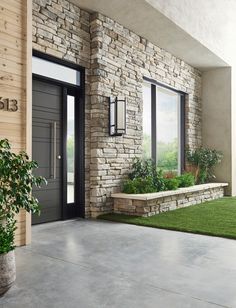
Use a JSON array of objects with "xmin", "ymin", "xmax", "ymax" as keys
[{"xmin": 143, "ymin": 77, "xmax": 186, "ymax": 173}]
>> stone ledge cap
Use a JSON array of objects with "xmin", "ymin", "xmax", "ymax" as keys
[{"xmin": 111, "ymin": 183, "xmax": 228, "ymax": 201}]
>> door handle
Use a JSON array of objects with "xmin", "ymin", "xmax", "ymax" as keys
[
  {"xmin": 53, "ymin": 121, "xmax": 57, "ymax": 179},
  {"xmin": 57, "ymin": 155, "xmax": 61, "ymax": 160}
]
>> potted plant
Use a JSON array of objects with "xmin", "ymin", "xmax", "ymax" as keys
[{"xmin": 0, "ymin": 139, "xmax": 46, "ymax": 296}]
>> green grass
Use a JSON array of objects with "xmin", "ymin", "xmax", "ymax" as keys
[{"xmin": 99, "ymin": 197, "xmax": 236, "ymax": 240}]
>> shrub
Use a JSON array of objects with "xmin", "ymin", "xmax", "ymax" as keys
[
  {"xmin": 177, "ymin": 172, "xmax": 195, "ymax": 187},
  {"xmin": 164, "ymin": 178, "xmax": 179, "ymax": 190},
  {"xmin": 123, "ymin": 158, "xmax": 197, "ymax": 194},
  {"xmin": 129, "ymin": 158, "xmax": 166, "ymax": 192},
  {"xmin": 186, "ymin": 147, "xmax": 223, "ymax": 184},
  {"xmin": 123, "ymin": 177, "xmax": 156, "ymax": 194},
  {"xmin": 0, "ymin": 139, "xmax": 46, "ymax": 254},
  {"xmin": 0, "ymin": 219, "xmax": 16, "ymax": 254},
  {"xmin": 129, "ymin": 158, "xmax": 155, "ymax": 180}
]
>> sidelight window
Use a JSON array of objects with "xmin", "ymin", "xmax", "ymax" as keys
[{"xmin": 67, "ymin": 95, "xmax": 75, "ymax": 204}]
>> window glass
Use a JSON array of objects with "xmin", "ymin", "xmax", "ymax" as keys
[
  {"xmin": 142, "ymin": 81, "xmax": 182, "ymax": 173},
  {"xmin": 67, "ymin": 95, "xmax": 75, "ymax": 204},
  {"xmin": 142, "ymin": 83, "xmax": 152, "ymax": 159},
  {"xmin": 32, "ymin": 56, "xmax": 80, "ymax": 86},
  {"xmin": 156, "ymin": 87, "xmax": 180, "ymax": 173}
]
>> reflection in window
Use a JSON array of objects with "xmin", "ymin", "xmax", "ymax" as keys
[
  {"xmin": 156, "ymin": 87, "xmax": 180, "ymax": 173},
  {"xmin": 67, "ymin": 95, "xmax": 75, "ymax": 204}
]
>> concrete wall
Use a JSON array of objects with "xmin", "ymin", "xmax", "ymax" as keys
[
  {"xmin": 146, "ymin": 0, "xmax": 236, "ymax": 66},
  {"xmin": 202, "ymin": 68, "xmax": 232, "ymax": 194}
]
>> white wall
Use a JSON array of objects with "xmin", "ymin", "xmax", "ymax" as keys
[
  {"xmin": 146, "ymin": 0, "xmax": 236, "ymax": 66},
  {"xmin": 202, "ymin": 68, "xmax": 232, "ymax": 194}
]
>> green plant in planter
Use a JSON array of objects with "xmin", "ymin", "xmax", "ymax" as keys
[
  {"xmin": 186, "ymin": 147, "xmax": 223, "ymax": 184},
  {"xmin": 0, "ymin": 139, "xmax": 46, "ymax": 295},
  {"xmin": 123, "ymin": 177, "xmax": 156, "ymax": 194},
  {"xmin": 163, "ymin": 178, "xmax": 179, "ymax": 190},
  {"xmin": 128, "ymin": 158, "xmax": 166, "ymax": 192},
  {"xmin": 176, "ymin": 172, "xmax": 195, "ymax": 187}
]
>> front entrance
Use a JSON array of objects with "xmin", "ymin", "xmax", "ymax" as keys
[{"xmin": 32, "ymin": 52, "xmax": 85, "ymax": 224}]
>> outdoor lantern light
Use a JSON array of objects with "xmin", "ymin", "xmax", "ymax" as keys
[{"xmin": 109, "ymin": 97, "xmax": 126, "ymax": 136}]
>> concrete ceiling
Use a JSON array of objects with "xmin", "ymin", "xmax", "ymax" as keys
[{"xmin": 71, "ymin": 0, "xmax": 229, "ymax": 70}]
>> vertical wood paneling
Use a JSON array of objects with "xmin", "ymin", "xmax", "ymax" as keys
[{"xmin": 0, "ymin": 0, "xmax": 31, "ymax": 246}]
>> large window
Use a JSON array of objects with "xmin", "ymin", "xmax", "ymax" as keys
[{"xmin": 142, "ymin": 80, "xmax": 185, "ymax": 173}]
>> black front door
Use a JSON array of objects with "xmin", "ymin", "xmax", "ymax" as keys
[{"xmin": 32, "ymin": 79, "xmax": 63, "ymax": 224}]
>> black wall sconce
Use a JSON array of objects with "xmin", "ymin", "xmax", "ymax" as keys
[{"xmin": 109, "ymin": 97, "xmax": 126, "ymax": 136}]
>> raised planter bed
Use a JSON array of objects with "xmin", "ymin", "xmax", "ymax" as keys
[{"xmin": 111, "ymin": 183, "xmax": 228, "ymax": 217}]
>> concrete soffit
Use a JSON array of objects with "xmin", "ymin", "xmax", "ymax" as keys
[{"xmin": 71, "ymin": 0, "xmax": 229, "ymax": 71}]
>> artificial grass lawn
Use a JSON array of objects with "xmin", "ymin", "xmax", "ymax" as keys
[{"xmin": 99, "ymin": 197, "xmax": 236, "ymax": 240}]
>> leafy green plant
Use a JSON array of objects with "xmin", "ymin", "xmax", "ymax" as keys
[
  {"xmin": 164, "ymin": 178, "xmax": 179, "ymax": 190},
  {"xmin": 186, "ymin": 147, "xmax": 223, "ymax": 184},
  {"xmin": 0, "ymin": 219, "xmax": 16, "ymax": 254},
  {"xmin": 0, "ymin": 139, "xmax": 46, "ymax": 254},
  {"xmin": 128, "ymin": 158, "xmax": 166, "ymax": 192},
  {"xmin": 129, "ymin": 158, "xmax": 154, "ymax": 180},
  {"xmin": 123, "ymin": 177, "xmax": 156, "ymax": 194},
  {"xmin": 123, "ymin": 158, "xmax": 198, "ymax": 194},
  {"xmin": 176, "ymin": 173, "xmax": 195, "ymax": 187},
  {"xmin": 153, "ymin": 169, "xmax": 166, "ymax": 192}
]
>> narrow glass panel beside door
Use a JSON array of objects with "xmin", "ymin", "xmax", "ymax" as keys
[{"xmin": 67, "ymin": 95, "xmax": 75, "ymax": 204}]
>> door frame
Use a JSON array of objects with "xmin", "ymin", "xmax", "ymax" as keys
[{"xmin": 32, "ymin": 50, "xmax": 86, "ymax": 219}]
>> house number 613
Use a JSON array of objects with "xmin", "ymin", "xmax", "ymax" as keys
[{"xmin": 0, "ymin": 98, "xmax": 18, "ymax": 112}]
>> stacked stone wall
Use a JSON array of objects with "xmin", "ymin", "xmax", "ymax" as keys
[
  {"xmin": 33, "ymin": 2, "xmax": 202, "ymax": 217},
  {"xmin": 89, "ymin": 13, "xmax": 202, "ymax": 217}
]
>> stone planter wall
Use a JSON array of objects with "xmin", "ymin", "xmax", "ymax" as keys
[{"xmin": 112, "ymin": 183, "xmax": 228, "ymax": 217}]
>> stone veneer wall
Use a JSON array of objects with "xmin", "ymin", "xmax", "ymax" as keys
[
  {"xmin": 113, "ymin": 184, "xmax": 226, "ymax": 217},
  {"xmin": 89, "ymin": 13, "xmax": 202, "ymax": 217},
  {"xmin": 32, "ymin": 0, "xmax": 91, "ymax": 216},
  {"xmin": 32, "ymin": 2, "xmax": 202, "ymax": 218}
]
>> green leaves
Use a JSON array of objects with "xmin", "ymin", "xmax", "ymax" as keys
[
  {"xmin": 123, "ymin": 158, "xmax": 179, "ymax": 194},
  {"xmin": 186, "ymin": 147, "xmax": 223, "ymax": 184},
  {"xmin": 123, "ymin": 177, "xmax": 157, "ymax": 194},
  {"xmin": 0, "ymin": 139, "xmax": 46, "ymax": 253},
  {"xmin": 0, "ymin": 219, "xmax": 16, "ymax": 254},
  {"xmin": 176, "ymin": 173, "xmax": 195, "ymax": 187}
]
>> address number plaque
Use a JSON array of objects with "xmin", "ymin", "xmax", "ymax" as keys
[{"xmin": 0, "ymin": 98, "xmax": 18, "ymax": 112}]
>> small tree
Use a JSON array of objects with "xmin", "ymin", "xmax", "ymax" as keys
[
  {"xmin": 0, "ymin": 139, "xmax": 46, "ymax": 253},
  {"xmin": 186, "ymin": 147, "xmax": 223, "ymax": 184}
]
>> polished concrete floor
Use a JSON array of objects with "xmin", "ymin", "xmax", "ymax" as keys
[{"xmin": 1, "ymin": 219, "xmax": 236, "ymax": 308}]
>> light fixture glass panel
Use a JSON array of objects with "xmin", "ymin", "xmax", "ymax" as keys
[
  {"xmin": 142, "ymin": 83, "xmax": 152, "ymax": 159},
  {"xmin": 67, "ymin": 95, "xmax": 75, "ymax": 204},
  {"xmin": 110, "ymin": 101, "xmax": 115, "ymax": 135},
  {"xmin": 116, "ymin": 100, "xmax": 126, "ymax": 133},
  {"xmin": 32, "ymin": 56, "xmax": 80, "ymax": 86}
]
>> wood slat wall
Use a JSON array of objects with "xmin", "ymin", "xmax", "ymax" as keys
[{"xmin": 0, "ymin": 0, "xmax": 32, "ymax": 246}]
